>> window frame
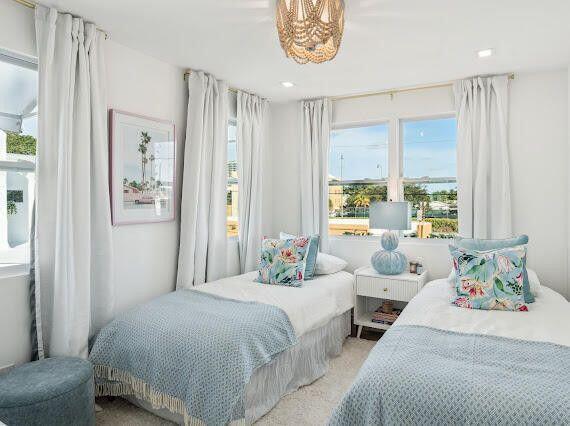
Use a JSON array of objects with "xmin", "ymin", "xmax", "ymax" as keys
[
  {"xmin": 0, "ymin": 50, "xmax": 38, "ymax": 272},
  {"xmin": 329, "ymin": 111, "xmax": 457, "ymax": 241}
]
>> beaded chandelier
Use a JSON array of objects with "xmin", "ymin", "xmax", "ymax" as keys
[{"xmin": 276, "ymin": 0, "xmax": 345, "ymax": 64}]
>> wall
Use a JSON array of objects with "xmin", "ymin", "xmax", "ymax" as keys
[
  {"xmin": 267, "ymin": 70, "xmax": 569, "ymax": 299},
  {"xmin": 105, "ymin": 41, "xmax": 187, "ymax": 314},
  {"xmin": 508, "ymin": 70, "xmax": 568, "ymax": 298}
]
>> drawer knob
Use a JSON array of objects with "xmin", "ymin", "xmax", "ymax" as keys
[{"xmin": 383, "ymin": 288, "xmax": 388, "ymax": 292}]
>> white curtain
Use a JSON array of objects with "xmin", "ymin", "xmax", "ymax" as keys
[
  {"xmin": 237, "ymin": 92, "xmax": 268, "ymax": 273},
  {"xmin": 300, "ymin": 99, "xmax": 332, "ymax": 252},
  {"xmin": 177, "ymin": 71, "xmax": 229, "ymax": 289},
  {"xmin": 454, "ymin": 75, "xmax": 511, "ymax": 239},
  {"xmin": 34, "ymin": 6, "xmax": 113, "ymax": 358}
]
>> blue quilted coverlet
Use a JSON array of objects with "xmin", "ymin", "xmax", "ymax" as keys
[
  {"xmin": 89, "ymin": 290, "xmax": 297, "ymax": 425},
  {"xmin": 330, "ymin": 325, "xmax": 570, "ymax": 426}
]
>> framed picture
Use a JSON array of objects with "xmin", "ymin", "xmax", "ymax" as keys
[{"xmin": 109, "ymin": 109, "xmax": 176, "ymax": 225}]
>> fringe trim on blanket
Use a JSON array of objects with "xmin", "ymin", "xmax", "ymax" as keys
[{"xmin": 94, "ymin": 365, "xmax": 246, "ymax": 426}]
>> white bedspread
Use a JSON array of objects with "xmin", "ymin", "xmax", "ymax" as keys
[
  {"xmin": 395, "ymin": 278, "xmax": 570, "ymax": 347},
  {"xmin": 194, "ymin": 271, "xmax": 354, "ymax": 337}
]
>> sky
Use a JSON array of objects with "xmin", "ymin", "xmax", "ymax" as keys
[
  {"xmin": 330, "ymin": 117, "xmax": 457, "ymax": 192},
  {"xmin": 225, "ymin": 117, "xmax": 457, "ymax": 192}
]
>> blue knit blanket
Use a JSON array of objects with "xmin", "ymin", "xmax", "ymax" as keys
[
  {"xmin": 89, "ymin": 290, "xmax": 297, "ymax": 425},
  {"xmin": 330, "ymin": 325, "xmax": 570, "ymax": 425}
]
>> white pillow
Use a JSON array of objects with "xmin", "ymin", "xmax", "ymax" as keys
[
  {"xmin": 314, "ymin": 253, "xmax": 348, "ymax": 275},
  {"xmin": 447, "ymin": 268, "xmax": 542, "ymax": 296}
]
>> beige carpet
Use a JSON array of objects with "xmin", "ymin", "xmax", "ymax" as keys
[{"xmin": 96, "ymin": 337, "xmax": 376, "ymax": 425}]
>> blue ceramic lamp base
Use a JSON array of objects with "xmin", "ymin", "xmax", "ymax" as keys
[{"xmin": 371, "ymin": 231, "xmax": 408, "ymax": 275}]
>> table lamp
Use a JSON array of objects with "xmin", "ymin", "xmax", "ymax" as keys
[{"xmin": 369, "ymin": 201, "xmax": 411, "ymax": 275}]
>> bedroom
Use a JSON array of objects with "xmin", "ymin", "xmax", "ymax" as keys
[{"xmin": 0, "ymin": 0, "xmax": 569, "ymax": 425}]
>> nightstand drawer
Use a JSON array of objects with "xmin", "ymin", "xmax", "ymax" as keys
[{"xmin": 356, "ymin": 276, "xmax": 419, "ymax": 302}]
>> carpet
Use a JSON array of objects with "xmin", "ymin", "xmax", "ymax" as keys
[{"xmin": 95, "ymin": 337, "xmax": 376, "ymax": 425}]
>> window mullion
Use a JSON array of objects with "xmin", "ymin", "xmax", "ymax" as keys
[{"xmin": 387, "ymin": 118, "xmax": 400, "ymax": 202}]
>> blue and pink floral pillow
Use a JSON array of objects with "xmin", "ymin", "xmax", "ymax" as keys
[
  {"xmin": 257, "ymin": 237, "xmax": 311, "ymax": 287},
  {"xmin": 449, "ymin": 245, "xmax": 528, "ymax": 311}
]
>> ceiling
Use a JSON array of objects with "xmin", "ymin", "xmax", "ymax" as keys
[{"xmin": 42, "ymin": 0, "xmax": 570, "ymax": 101}]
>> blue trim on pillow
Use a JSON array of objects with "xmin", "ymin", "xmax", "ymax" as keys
[{"xmin": 454, "ymin": 235, "xmax": 529, "ymax": 251}]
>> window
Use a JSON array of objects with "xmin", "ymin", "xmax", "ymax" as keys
[
  {"xmin": 329, "ymin": 123, "xmax": 389, "ymax": 236},
  {"xmin": 329, "ymin": 116, "xmax": 457, "ymax": 239},
  {"xmin": 0, "ymin": 51, "xmax": 37, "ymax": 268},
  {"xmin": 402, "ymin": 117, "xmax": 457, "ymax": 238},
  {"xmin": 226, "ymin": 120, "xmax": 238, "ymax": 237}
]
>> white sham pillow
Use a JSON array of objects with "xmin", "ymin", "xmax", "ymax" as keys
[
  {"xmin": 314, "ymin": 253, "xmax": 348, "ymax": 275},
  {"xmin": 447, "ymin": 268, "xmax": 542, "ymax": 296}
]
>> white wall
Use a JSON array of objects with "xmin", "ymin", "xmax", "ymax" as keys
[
  {"xmin": 105, "ymin": 41, "xmax": 187, "ymax": 314},
  {"xmin": 268, "ymin": 102, "xmax": 301, "ymax": 236},
  {"xmin": 267, "ymin": 70, "xmax": 570, "ymax": 299},
  {"xmin": 509, "ymin": 70, "xmax": 568, "ymax": 298}
]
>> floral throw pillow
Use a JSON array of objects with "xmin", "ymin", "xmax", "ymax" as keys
[
  {"xmin": 449, "ymin": 245, "xmax": 528, "ymax": 312},
  {"xmin": 257, "ymin": 237, "xmax": 311, "ymax": 287}
]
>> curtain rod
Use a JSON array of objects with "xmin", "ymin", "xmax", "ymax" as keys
[
  {"xmin": 12, "ymin": 0, "xmax": 109, "ymax": 39},
  {"xmin": 184, "ymin": 69, "xmax": 265, "ymax": 99},
  {"xmin": 331, "ymin": 73, "xmax": 515, "ymax": 101}
]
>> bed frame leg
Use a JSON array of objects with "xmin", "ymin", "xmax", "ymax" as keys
[{"xmin": 357, "ymin": 325, "xmax": 363, "ymax": 339}]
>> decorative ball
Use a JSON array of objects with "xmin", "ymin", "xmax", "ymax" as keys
[
  {"xmin": 381, "ymin": 232, "xmax": 399, "ymax": 251},
  {"xmin": 371, "ymin": 249, "xmax": 407, "ymax": 275}
]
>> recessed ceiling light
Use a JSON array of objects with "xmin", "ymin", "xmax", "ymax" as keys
[
  {"xmin": 281, "ymin": 81, "xmax": 295, "ymax": 88},
  {"xmin": 477, "ymin": 48, "xmax": 494, "ymax": 58}
]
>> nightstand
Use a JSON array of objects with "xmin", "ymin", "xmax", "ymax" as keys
[{"xmin": 354, "ymin": 266, "xmax": 428, "ymax": 338}]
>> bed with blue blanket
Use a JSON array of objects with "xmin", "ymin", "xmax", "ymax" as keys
[
  {"xmin": 330, "ymin": 278, "xmax": 570, "ymax": 425},
  {"xmin": 89, "ymin": 270, "xmax": 354, "ymax": 425}
]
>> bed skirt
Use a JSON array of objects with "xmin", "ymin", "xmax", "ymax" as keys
[{"xmin": 123, "ymin": 310, "xmax": 351, "ymax": 424}]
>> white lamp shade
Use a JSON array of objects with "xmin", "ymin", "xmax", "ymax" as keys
[{"xmin": 369, "ymin": 201, "xmax": 411, "ymax": 231}]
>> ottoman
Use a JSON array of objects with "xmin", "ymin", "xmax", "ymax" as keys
[{"xmin": 0, "ymin": 357, "xmax": 94, "ymax": 426}]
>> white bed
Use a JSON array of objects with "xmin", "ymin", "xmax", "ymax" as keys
[
  {"xmin": 329, "ymin": 276, "xmax": 570, "ymax": 425},
  {"xmin": 194, "ymin": 270, "xmax": 355, "ymax": 336},
  {"xmin": 395, "ymin": 277, "xmax": 570, "ymax": 346},
  {"xmin": 122, "ymin": 270, "xmax": 355, "ymax": 424}
]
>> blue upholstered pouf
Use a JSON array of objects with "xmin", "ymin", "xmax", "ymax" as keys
[{"xmin": 0, "ymin": 357, "xmax": 94, "ymax": 426}]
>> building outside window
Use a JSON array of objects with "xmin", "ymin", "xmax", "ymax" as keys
[
  {"xmin": 226, "ymin": 120, "xmax": 238, "ymax": 237},
  {"xmin": 329, "ymin": 116, "xmax": 457, "ymax": 239},
  {"xmin": 0, "ymin": 51, "xmax": 37, "ymax": 269}
]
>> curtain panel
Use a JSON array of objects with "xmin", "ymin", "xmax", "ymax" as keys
[
  {"xmin": 33, "ymin": 6, "xmax": 113, "ymax": 358},
  {"xmin": 177, "ymin": 71, "xmax": 229, "ymax": 289},
  {"xmin": 453, "ymin": 75, "xmax": 511, "ymax": 239},
  {"xmin": 300, "ymin": 99, "xmax": 332, "ymax": 252},
  {"xmin": 237, "ymin": 91, "xmax": 268, "ymax": 273}
]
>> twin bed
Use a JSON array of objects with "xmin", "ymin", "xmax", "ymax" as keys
[
  {"xmin": 90, "ymin": 270, "xmax": 355, "ymax": 424},
  {"xmin": 90, "ymin": 269, "xmax": 570, "ymax": 425},
  {"xmin": 330, "ymin": 278, "xmax": 570, "ymax": 425}
]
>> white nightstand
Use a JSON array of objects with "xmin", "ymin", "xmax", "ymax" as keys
[{"xmin": 354, "ymin": 266, "xmax": 428, "ymax": 338}]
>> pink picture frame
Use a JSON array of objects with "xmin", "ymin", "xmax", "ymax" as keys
[{"xmin": 109, "ymin": 109, "xmax": 176, "ymax": 225}]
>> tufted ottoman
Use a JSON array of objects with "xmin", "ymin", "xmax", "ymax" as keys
[{"xmin": 0, "ymin": 357, "xmax": 95, "ymax": 426}]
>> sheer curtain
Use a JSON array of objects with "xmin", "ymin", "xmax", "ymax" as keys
[
  {"xmin": 454, "ymin": 75, "xmax": 511, "ymax": 238},
  {"xmin": 33, "ymin": 5, "xmax": 113, "ymax": 358},
  {"xmin": 177, "ymin": 71, "xmax": 229, "ymax": 289},
  {"xmin": 237, "ymin": 91, "xmax": 268, "ymax": 273},
  {"xmin": 299, "ymin": 99, "xmax": 332, "ymax": 252}
]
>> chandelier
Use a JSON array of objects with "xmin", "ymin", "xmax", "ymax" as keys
[{"xmin": 276, "ymin": 0, "xmax": 345, "ymax": 64}]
